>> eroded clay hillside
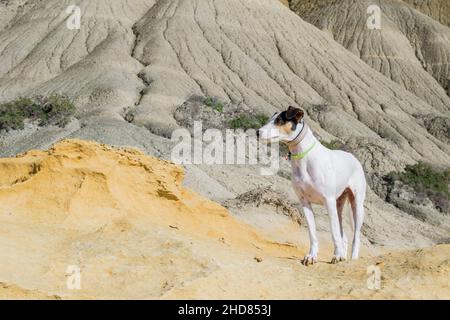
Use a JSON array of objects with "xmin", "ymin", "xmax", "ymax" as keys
[
  {"xmin": 289, "ymin": 0, "xmax": 450, "ymax": 103},
  {"xmin": 1, "ymin": 0, "xmax": 449, "ymax": 170},
  {"xmin": 401, "ymin": 0, "xmax": 449, "ymax": 27}
]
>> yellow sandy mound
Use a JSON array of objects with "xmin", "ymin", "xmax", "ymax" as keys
[
  {"xmin": 0, "ymin": 139, "xmax": 299, "ymax": 253},
  {"xmin": 0, "ymin": 139, "xmax": 448, "ymax": 299}
]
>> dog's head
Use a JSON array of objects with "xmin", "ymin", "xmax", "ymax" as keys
[{"xmin": 257, "ymin": 106, "xmax": 305, "ymax": 143}]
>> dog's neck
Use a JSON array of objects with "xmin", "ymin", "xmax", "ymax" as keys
[{"xmin": 286, "ymin": 123, "xmax": 318, "ymax": 155}]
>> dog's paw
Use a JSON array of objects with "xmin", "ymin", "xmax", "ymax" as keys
[
  {"xmin": 330, "ymin": 255, "xmax": 346, "ymax": 264},
  {"xmin": 301, "ymin": 255, "xmax": 317, "ymax": 266}
]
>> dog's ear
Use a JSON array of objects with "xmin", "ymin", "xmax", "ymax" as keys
[{"xmin": 286, "ymin": 106, "xmax": 304, "ymax": 123}]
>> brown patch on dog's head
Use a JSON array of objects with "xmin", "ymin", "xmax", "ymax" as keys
[{"xmin": 274, "ymin": 106, "xmax": 304, "ymax": 133}]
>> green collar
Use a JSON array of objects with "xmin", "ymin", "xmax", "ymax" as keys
[{"xmin": 289, "ymin": 142, "xmax": 317, "ymax": 160}]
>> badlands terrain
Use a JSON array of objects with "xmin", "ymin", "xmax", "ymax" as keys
[{"xmin": 0, "ymin": 0, "xmax": 449, "ymax": 299}]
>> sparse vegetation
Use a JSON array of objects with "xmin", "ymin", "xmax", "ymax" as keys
[
  {"xmin": 229, "ymin": 114, "xmax": 269, "ymax": 130},
  {"xmin": 385, "ymin": 162, "xmax": 450, "ymax": 213},
  {"xmin": 280, "ymin": 143, "xmax": 290, "ymax": 157},
  {"xmin": 321, "ymin": 139, "xmax": 345, "ymax": 150},
  {"xmin": 215, "ymin": 102, "xmax": 224, "ymax": 113},
  {"xmin": 0, "ymin": 95, "xmax": 76, "ymax": 131},
  {"xmin": 386, "ymin": 162, "xmax": 450, "ymax": 196},
  {"xmin": 204, "ymin": 96, "xmax": 224, "ymax": 113}
]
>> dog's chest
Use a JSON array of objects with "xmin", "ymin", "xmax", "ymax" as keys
[{"xmin": 291, "ymin": 167, "xmax": 324, "ymax": 204}]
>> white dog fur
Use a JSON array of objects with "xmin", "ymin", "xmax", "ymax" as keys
[{"xmin": 258, "ymin": 106, "xmax": 366, "ymax": 265}]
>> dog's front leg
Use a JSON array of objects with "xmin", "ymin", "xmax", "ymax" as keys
[
  {"xmin": 300, "ymin": 200, "xmax": 318, "ymax": 266},
  {"xmin": 325, "ymin": 197, "xmax": 346, "ymax": 264}
]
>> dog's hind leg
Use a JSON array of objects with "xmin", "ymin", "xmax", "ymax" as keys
[
  {"xmin": 350, "ymin": 185, "xmax": 365, "ymax": 260},
  {"xmin": 336, "ymin": 193, "xmax": 348, "ymax": 259}
]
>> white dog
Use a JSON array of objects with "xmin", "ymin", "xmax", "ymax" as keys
[{"xmin": 257, "ymin": 106, "xmax": 366, "ymax": 265}]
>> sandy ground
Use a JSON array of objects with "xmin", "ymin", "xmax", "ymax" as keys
[
  {"xmin": 0, "ymin": 140, "xmax": 448, "ymax": 299},
  {"xmin": 1, "ymin": 0, "xmax": 449, "ymax": 257}
]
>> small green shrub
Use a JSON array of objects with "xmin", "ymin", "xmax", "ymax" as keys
[
  {"xmin": 386, "ymin": 162, "xmax": 449, "ymax": 196},
  {"xmin": 204, "ymin": 96, "xmax": 214, "ymax": 107},
  {"xmin": 215, "ymin": 102, "xmax": 224, "ymax": 113},
  {"xmin": 37, "ymin": 95, "xmax": 76, "ymax": 127},
  {"xmin": 0, "ymin": 95, "xmax": 76, "ymax": 131},
  {"xmin": 204, "ymin": 96, "xmax": 225, "ymax": 113},
  {"xmin": 321, "ymin": 139, "xmax": 345, "ymax": 150},
  {"xmin": 385, "ymin": 162, "xmax": 450, "ymax": 212},
  {"xmin": 229, "ymin": 114, "xmax": 269, "ymax": 130}
]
